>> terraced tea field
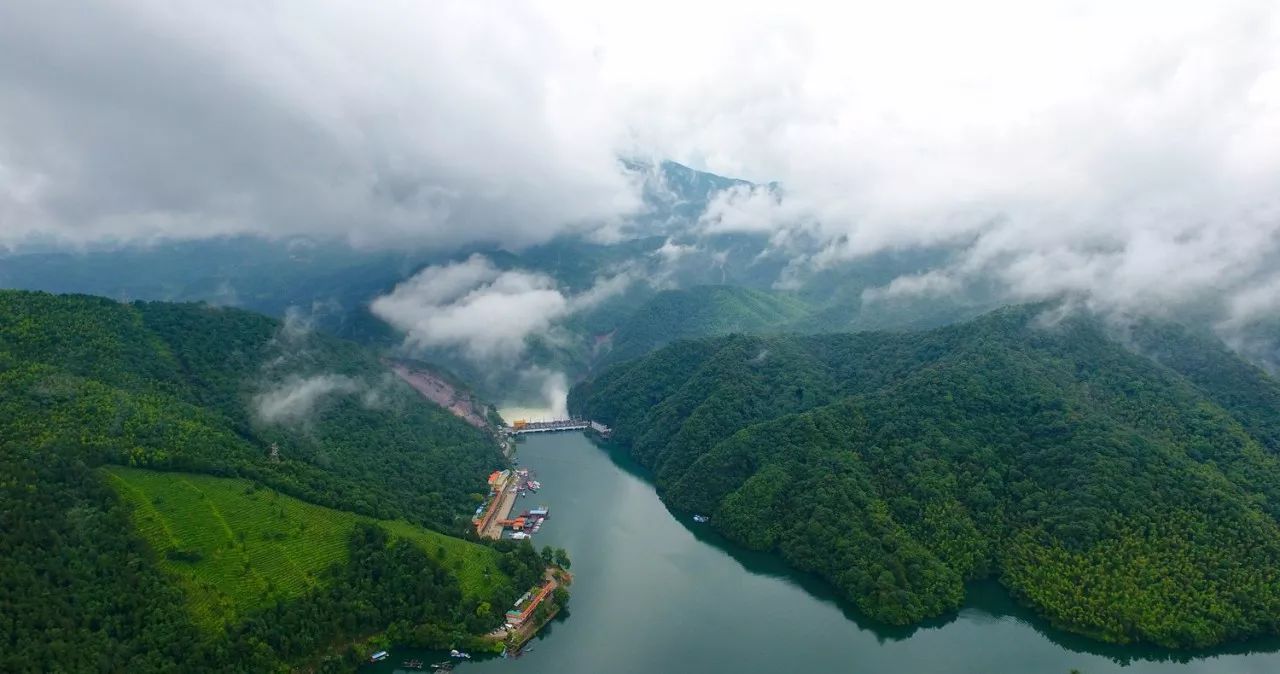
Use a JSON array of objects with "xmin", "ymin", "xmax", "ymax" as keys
[{"xmin": 104, "ymin": 466, "xmax": 507, "ymax": 630}]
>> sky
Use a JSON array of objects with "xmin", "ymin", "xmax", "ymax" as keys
[{"xmin": 2, "ymin": 0, "xmax": 1280, "ymax": 333}]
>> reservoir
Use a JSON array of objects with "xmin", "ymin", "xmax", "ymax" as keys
[{"xmin": 374, "ymin": 432, "xmax": 1280, "ymax": 674}]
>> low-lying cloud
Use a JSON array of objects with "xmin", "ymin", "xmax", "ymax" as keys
[
  {"xmin": 604, "ymin": 1, "xmax": 1280, "ymax": 336},
  {"xmin": 253, "ymin": 372, "xmax": 402, "ymax": 424},
  {"xmin": 254, "ymin": 374, "xmax": 361, "ymax": 424},
  {"xmin": 370, "ymin": 254, "xmax": 634, "ymax": 364},
  {"xmin": 254, "ymin": 305, "xmax": 405, "ymax": 424}
]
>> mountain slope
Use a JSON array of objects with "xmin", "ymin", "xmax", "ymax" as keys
[
  {"xmin": 598, "ymin": 285, "xmax": 811, "ymax": 367},
  {"xmin": 3, "ymin": 444, "xmax": 548, "ymax": 673},
  {"xmin": 0, "ymin": 290, "xmax": 544, "ymax": 672},
  {"xmin": 570, "ymin": 306, "xmax": 1280, "ymax": 648},
  {"xmin": 104, "ymin": 467, "xmax": 519, "ymax": 631},
  {"xmin": 0, "ymin": 290, "xmax": 502, "ymax": 529},
  {"xmin": 0, "ymin": 161, "xmax": 968, "ymax": 406}
]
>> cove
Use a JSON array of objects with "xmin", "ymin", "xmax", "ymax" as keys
[{"xmin": 369, "ymin": 432, "xmax": 1280, "ymax": 674}]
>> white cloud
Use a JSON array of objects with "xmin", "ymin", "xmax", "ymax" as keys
[
  {"xmin": 569, "ymin": 269, "xmax": 638, "ymax": 312},
  {"xmin": 699, "ymin": 185, "xmax": 793, "ymax": 235},
  {"xmin": 254, "ymin": 374, "xmax": 360, "ymax": 424},
  {"xmin": 599, "ymin": 0, "xmax": 1280, "ymax": 326},
  {"xmin": 862, "ymin": 270, "xmax": 961, "ymax": 304},
  {"xmin": 370, "ymin": 254, "xmax": 633, "ymax": 363},
  {"xmin": 1219, "ymin": 273, "xmax": 1280, "ymax": 333},
  {"xmin": 3, "ymin": 0, "xmax": 1280, "ymax": 332},
  {"xmin": 656, "ymin": 238, "xmax": 695, "ymax": 262},
  {"xmin": 0, "ymin": 0, "xmax": 640, "ymax": 249}
]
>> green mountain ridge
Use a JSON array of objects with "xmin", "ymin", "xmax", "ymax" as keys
[
  {"xmin": 570, "ymin": 305, "xmax": 1280, "ymax": 648},
  {"xmin": 0, "ymin": 290, "xmax": 544, "ymax": 672},
  {"xmin": 597, "ymin": 285, "xmax": 811, "ymax": 368},
  {"xmin": 0, "ymin": 161, "xmax": 976, "ymax": 404},
  {"xmin": 0, "ymin": 290, "xmax": 501, "ymax": 528}
]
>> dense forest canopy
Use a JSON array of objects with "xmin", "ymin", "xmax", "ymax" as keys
[
  {"xmin": 597, "ymin": 285, "xmax": 811, "ymax": 368},
  {"xmin": 570, "ymin": 305, "xmax": 1280, "ymax": 648},
  {"xmin": 0, "ymin": 290, "xmax": 503, "ymax": 528},
  {"xmin": 0, "ymin": 290, "xmax": 542, "ymax": 672}
]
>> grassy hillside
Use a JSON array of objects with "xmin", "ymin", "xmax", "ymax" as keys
[
  {"xmin": 571, "ymin": 305, "xmax": 1280, "ymax": 648},
  {"xmin": 2, "ymin": 446, "xmax": 546, "ymax": 674},
  {"xmin": 105, "ymin": 467, "xmax": 512, "ymax": 631}
]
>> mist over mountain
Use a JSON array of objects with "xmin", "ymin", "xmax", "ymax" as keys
[
  {"xmin": 7, "ymin": 3, "xmax": 1280, "ymax": 670},
  {"xmin": 0, "ymin": 159, "xmax": 979, "ymax": 403},
  {"xmin": 5, "ymin": 156, "xmax": 1276, "ymax": 410},
  {"xmin": 4, "ymin": 3, "xmax": 1277, "ymax": 351}
]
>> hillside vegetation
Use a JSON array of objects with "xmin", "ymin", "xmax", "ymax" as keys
[
  {"xmin": 0, "ymin": 290, "xmax": 502, "ymax": 529},
  {"xmin": 570, "ymin": 305, "xmax": 1280, "ymax": 648},
  {"xmin": 0, "ymin": 290, "xmax": 542, "ymax": 672},
  {"xmin": 600, "ymin": 285, "xmax": 810, "ymax": 367},
  {"xmin": 105, "ymin": 467, "xmax": 514, "ymax": 631}
]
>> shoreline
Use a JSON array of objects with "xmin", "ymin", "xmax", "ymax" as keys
[
  {"xmin": 495, "ymin": 568, "xmax": 573, "ymax": 653},
  {"xmin": 475, "ymin": 470, "xmax": 520, "ymax": 540}
]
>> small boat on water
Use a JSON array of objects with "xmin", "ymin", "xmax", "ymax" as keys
[
  {"xmin": 450, "ymin": 649, "xmax": 472, "ymax": 659},
  {"xmin": 369, "ymin": 650, "xmax": 389, "ymax": 662},
  {"xmin": 692, "ymin": 514, "xmax": 710, "ymax": 523}
]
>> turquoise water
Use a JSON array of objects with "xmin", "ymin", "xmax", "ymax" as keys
[{"xmin": 367, "ymin": 432, "xmax": 1280, "ymax": 674}]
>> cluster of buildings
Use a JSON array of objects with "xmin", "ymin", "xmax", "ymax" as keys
[
  {"xmin": 472, "ymin": 469, "xmax": 517, "ymax": 538},
  {"xmin": 473, "ymin": 468, "xmax": 552, "ymax": 540},
  {"xmin": 504, "ymin": 575, "xmax": 557, "ymax": 630}
]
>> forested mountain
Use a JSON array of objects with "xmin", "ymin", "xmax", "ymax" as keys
[
  {"xmin": 597, "ymin": 285, "xmax": 810, "ymax": 368},
  {"xmin": 570, "ymin": 305, "xmax": 1280, "ymax": 648},
  {"xmin": 0, "ymin": 290, "xmax": 542, "ymax": 672},
  {"xmin": 0, "ymin": 290, "xmax": 503, "ymax": 527},
  {"xmin": 0, "ymin": 161, "xmax": 963, "ymax": 405},
  {"xmin": 0, "ymin": 237, "xmax": 428, "ymax": 343},
  {"xmin": 0, "ymin": 162, "xmax": 755, "ymax": 339}
]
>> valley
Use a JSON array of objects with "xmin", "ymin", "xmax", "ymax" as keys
[
  {"xmin": 369, "ymin": 431, "xmax": 1280, "ymax": 674},
  {"xmin": 571, "ymin": 305, "xmax": 1280, "ymax": 649},
  {"xmin": 0, "ymin": 290, "xmax": 547, "ymax": 672},
  {"xmin": 9, "ymin": 287, "xmax": 1280, "ymax": 671},
  {"xmin": 5, "ymin": 6, "xmax": 1279, "ymax": 672}
]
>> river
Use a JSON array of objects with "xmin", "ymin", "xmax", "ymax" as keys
[{"xmin": 369, "ymin": 432, "xmax": 1280, "ymax": 674}]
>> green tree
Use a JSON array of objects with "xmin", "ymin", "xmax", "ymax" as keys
[{"xmin": 553, "ymin": 547, "xmax": 571, "ymax": 569}]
